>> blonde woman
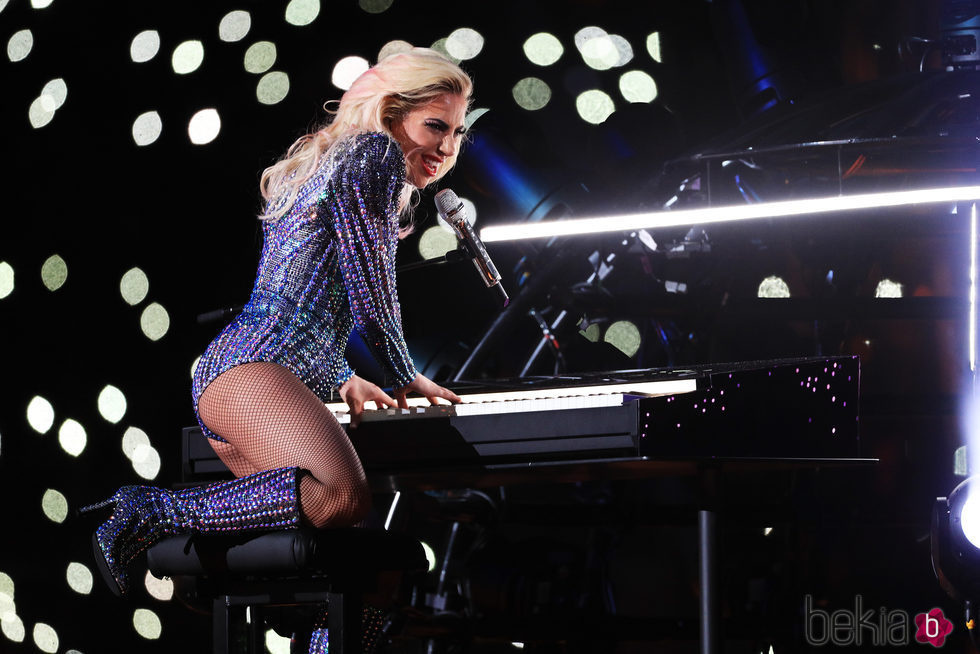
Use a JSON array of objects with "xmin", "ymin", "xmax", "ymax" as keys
[{"xmin": 83, "ymin": 48, "xmax": 470, "ymax": 651}]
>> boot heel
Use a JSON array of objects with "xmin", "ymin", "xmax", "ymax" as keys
[{"xmin": 78, "ymin": 497, "xmax": 116, "ymax": 515}]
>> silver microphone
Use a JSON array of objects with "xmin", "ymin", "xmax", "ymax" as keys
[{"xmin": 434, "ymin": 189, "xmax": 510, "ymax": 307}]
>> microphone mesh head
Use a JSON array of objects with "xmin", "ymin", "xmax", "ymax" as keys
[{"xmin": 434, "ymin": 188, "xmax": 460, "ymax": 216}]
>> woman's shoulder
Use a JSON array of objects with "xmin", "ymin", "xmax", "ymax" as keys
[{"xmin": 329, "ymin": 131, "xmax": 406, "ymax": 184}]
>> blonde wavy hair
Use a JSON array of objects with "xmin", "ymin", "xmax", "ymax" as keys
[{"xmin": 259, "ymin": 47, "xmax": 473, "ymax": 222}]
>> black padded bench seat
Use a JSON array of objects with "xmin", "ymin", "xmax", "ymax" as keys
[{"xmin": 147, "ymin": 528, "xmax": 428, "ymax": 654}]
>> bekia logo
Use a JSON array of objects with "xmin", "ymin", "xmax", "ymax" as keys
[{"xmin": 804, "ymin": 595, "xmax": 954, "ymax": 647}]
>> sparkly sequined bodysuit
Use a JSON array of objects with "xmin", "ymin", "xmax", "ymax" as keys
[{"xmin": 191, "ymin": 132, "xmax": 418, "ymax": 442}]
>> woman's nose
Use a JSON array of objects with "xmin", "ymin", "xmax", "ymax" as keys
[{"xmin": 438, "ymin": 134, "xmax": 458, "ymax": 157}]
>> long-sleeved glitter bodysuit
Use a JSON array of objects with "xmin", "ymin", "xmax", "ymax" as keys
[{"xmin": 191, "ymin": 132, "xmax": 418, "ymax": 442}]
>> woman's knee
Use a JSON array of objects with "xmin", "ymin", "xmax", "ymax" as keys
[{"xmin": 301, "ymin": 475, "xmax": 372, "ymax": 528}]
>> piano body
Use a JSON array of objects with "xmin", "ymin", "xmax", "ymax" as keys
[{"xmin": 184, "ymin": 354, "xmax": 866, "ymax": 490}]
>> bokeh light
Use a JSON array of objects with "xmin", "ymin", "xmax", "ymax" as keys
[
  {"xmin": 604, "ymin": 320, "xmax": 642, "ymax": 358},
  {"xmin": 418, "ymin": 226, "xmax": 457, "ymax": 261},
  {"xmin": 40, "ymin": 78, "xmax": 67, "ymax": 111},
  {"xmin": 512, "ymin": 77, "xmax": 551, "ymax": 111},
  {"xmin": 619, "ymin": 70, "xmax": 658, "ymax": 103},
  {"xmin": 98, "ymin": 385, "xmax": 127, "ymax": 423},
  {"xmin": 122, "ymin": 426, "xmax": 151, "ymax": 460},
  {"xmin": 875, "ymin": 279, "xmax": 904, "ymax": 297},
  {"xmin": 646, "ymin": 32, "xmax": 662, "ymax": 62},
  {"xmin": 31, "ymin": 0, "xmax": 53, "ymax": 8},
  {"xmin": 130, "ymin": 30, "xmax": 160, "ymax": 63},
  {"xmin": 133, "ymin": 608, "xmax": 162, "ymax": 640},
  {"xmin": 430, "ymin": 38, "xmax": 459, "ymax": 63},
  {"xmin": 758, "ymin": 275, "xmax": 791, "ymax": 298},
  {"xmin": 58, "ymin": 418, "xmax": 87, "ymax": 457},
  {"xmin": 576, "ymin": 90, "xmax": 615, "ymax": 124},
  {"xmin": 1, "ymin": 613, "xmax": 25, "ymax": 643},
  {"xmin": 420, "ymin": 541, "xmax": 437, "ymax": 572},
  {"xmin": 132, "ymin": 443, "xmax": 162, "ymax": 480},
  {"xmin": 266, "ymin": 629, "xmax": 291, "ymax": 654},
  {"xmin": 27, "ymin": 396, "xmax": 54, "ymax": 434},
  {"xmin": 523, "ymin": 32, "xmax": 563, "ymax": 66},
  {"xmin": 377, "ymin": 39, "xmax": 412, "ymax": 61},
  {"xmin": 285, "ymin": 0, "xmax": 320, "ymax": 26},
  {"xmin": 257, "ymin": 71, "xmax": 290, "ymax": 105},
  {"xmin": 28, "ymin": 96, "xmax": 55, "ymax": 128},
  {"xmin": 41, "ymin": 254, "xmax": 67, "ymax": 290},
  {"xmin": 171, "ymin": 40, "xmax": 204, "ymax": 75},
  {"xmin": 244, "ymin": 41, "xmax": 276, "ymax": 74},
  {"xmin": 140, "ymin": 302, "xmax": 170, "ymax": 340},
  {"xmin": 0, "ymin": 262, "xmax": 13, "ymax": 299},
  {"xmin": 66, "ymin": 562, "xmax": 93, "ymax": 595},
  {"xmin": 191, "ymin": 355, "xmax": 201, "ymax": 379},
  {"xmin": 144, "ymin": 571, "xmax": 174, "ymax": 601},
  {"xmin": 359, "ymin": 0, "xmax": 393, "ymax": 13},
  {"xmin": 188, "ymin": 109, "xmax": 221, "ymax": 145},
  {"xmin": 132, "ymin": 111, "xmax": 163, "ymax": 146},
  {"xmin": 331, "ymin": 56, "xmax": 369, "ymax": 90},
  {"xmin": 575, "ymin": 27, "xmax": 632, "ymax": 70},
  {"xmin": 41, "ymin": 489, "xmax": 68, "ymax": 524},
  {"xmin": 7, "ymin": 29, "xmax": 33, "ymax": 62},
  {"xmin": 446, "ymin": 28, "xmax": 484, "ymax": 60},
  {"xmin": 120, "ymin": 267, "xmax": 149, "ymax": 304},
  {"xmin": 218, "ymin": 10, "xmax": 251, "ymax": 42}
]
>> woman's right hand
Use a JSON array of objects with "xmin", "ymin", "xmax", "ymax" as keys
[
  {"xmin": 393, "ymin": 373, "xmax": 461, "ymax": 408},
  {"xmin": 339, "ymin": 374, "xmax": 398, "ymax": 428}
]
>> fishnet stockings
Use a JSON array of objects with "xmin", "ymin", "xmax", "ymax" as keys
[{"xmin": 197, "ymin": 362, "xmax": 371, "ymax": 528}]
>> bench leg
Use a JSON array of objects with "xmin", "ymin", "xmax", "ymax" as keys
[{"xmin": 326, "ymin": 591, "xmax": 362, "ymax": 654}]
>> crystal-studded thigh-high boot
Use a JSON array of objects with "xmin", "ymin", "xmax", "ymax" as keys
[
  {"xmin": 80, "ymin": 467, "xmax": 301, "ymax": 596},
  {"xmin": 308, "ymin": 605, "xmax": 387, "ymax": 654}
]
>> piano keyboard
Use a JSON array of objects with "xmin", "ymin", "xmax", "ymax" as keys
[{"xmin": 325, "ymin": 377, "xmax": 699, "ymax": 424}]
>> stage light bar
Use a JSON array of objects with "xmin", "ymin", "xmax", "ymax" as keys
[{"xmin": 479, "ymin": 185, "xmax": 980, "ymax": 243}]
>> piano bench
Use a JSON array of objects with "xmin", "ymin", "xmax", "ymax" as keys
[{"xmin": 146, "ymin": 527, "xmax": 428, "ymax": 654}]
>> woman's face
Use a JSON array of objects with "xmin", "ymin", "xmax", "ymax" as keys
[{"xmin": 391, "ymin": 93, "xmax": 468, "ymax": 188}]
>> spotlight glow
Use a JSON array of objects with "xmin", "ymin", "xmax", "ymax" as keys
[
  {"xmin": 171, "ymin": 40, "xmax": 204, "ymax": 75},
  {"xmin": 962, "ymin": 491, "xmax": 980, "ymax": 549},
  {"xmin": 130, "ymin": 30, "xmax": 160, "ymax": 63},
  {"xmin": 420, "ymin": 541, "xmax": 437, "ymax": 572},
  {"xmin": 0, "ymin": 262, "xmax": 13, "ymax": 299},
  {"xmin": 512, "ymin": 77, "xmax": 551, "ymax": 111},
  {"xmin": 481, "ymin": 185, "xmax": 980, "ymax": 243},
  {"xmin": 27, "ymin": 396, "xmax": 54, "ymax": 434},
  {"xmin": 218, "ymin": 10, "xmax": 251, "ymax": 42},
  {"xmin": 58, "ymin": 418, "xmax": 87, "ymax": 456},
  {"xmin": 523, "ymin": 32, "xmax": 563, "ymax": 66},
  {"xmin": 132, "ymin": 111, "xmax": 162, "ymax": 146},
  {"xmin": 1, "ymin": 613, "xmax": 24, "ymax": 642},
  {"xmin": 140, "ymin": 302, "xmax": 171, "ymax": 340},
  {"xmin": 971, "ymin": 203, "xmax": 977, "ymax": 372},
  {"xmin": 285, "ymin": 0, "xmax": 320, "ymax": 26},
  {"xmin": 41, "ymin": 254, "xmax": 67, "ymax": 290},
  {"xmin": 7, "ymin": 29, "xmax": 33, "ymax": 62},
  {"xmin": 132, "ymin": 443, "xmax": 162, "ymax": 480},
  {"xmin": 331, "ymin": 56, "xmax": 369, "ymax": 90},
  {"xmin": 188, "ymin": 109, "xmax": 221, "ymax": 145}
]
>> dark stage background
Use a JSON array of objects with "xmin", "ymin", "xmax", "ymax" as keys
[{"xmin": 0, "ymin": 0, "xmax": 974, "ymax": 652}]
